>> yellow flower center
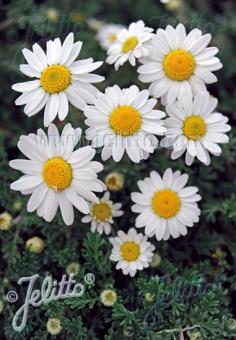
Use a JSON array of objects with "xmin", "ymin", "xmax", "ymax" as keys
[
  {"xmin": 91, "ymin": 202, "xmax": 112, "ymax": 222},
  {"xmin": 152, "ymin": 189, "xmax": 181, "ymax": 219},
  {"xmin": 163, "ymin": 49, "xmax": 195, "ymax": 81},
  {"xmin": 40, "ymin": 65, "xmax": 71, "ymax": 94},
  {"xmin": 182, "ymin": 115, "xmax": 206, "ymax": 140},
  {"xmin": 109, "ymin": 106, "xmax": 142, "ymax": 136},
  {"xmin": 109, "ymin": 33, "xmax": 117, "ymax": 43},
  {"xmin": 120, "ymin": 242, "xmax": 140, "ymax": 262},
  {"xmin": 122, "ymin": 36, "xmax": 138, "ymax": 53},
  {"xmin": 42, "ymin": 157, "xmax": 72, "ymax": 191}
]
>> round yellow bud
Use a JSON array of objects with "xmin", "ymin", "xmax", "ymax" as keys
[
  {"xmin": 46, "ymin": 8, "xmax": 59, "ymax": 22},
  {"xmin": 13, "ymin": 201, "xmax": 22, "ymax": 211},
  {"xmin": 150, "ymin": 252, "xmax": 161, "ymax": 268},
  {"xmin": 166, "ymin": 0, "xmax": 181, "ymax": 10},
  {"xmin": 46, "ymin": 318, "xmax": 62, "ymax": 335},
  {"xmin": 105, "ymin": 172, "xmax": 124, "ymax": 192},
  {"xmin": 0, "ymin": 212, "xmax": 12, "ymax": 231},
  {"xmin": 145, "ymin": 292, "xmax": 155, "ymax": 302},
  {"xmin": 26, "ymin": 237, "xmax": 45, "ymax": 254},
  {"xmin": 100, "ymin": 289, "xmax": 117, "ymax": 307},
  {"xmin": 66, "ymin": 262, "xmax": 80, "ymax": 277}
]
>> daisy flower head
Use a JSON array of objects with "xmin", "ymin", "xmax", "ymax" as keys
[
  {"xmin": 131, "ymin": 168, "xmax": 201, "ymax": 241},
  {"xmin": 12, "ymin": 33, "xmax": 104, "ymax": 127},
  {"xmin": 84, "ymin": 85, "xmax": 166, "ymax": 163},
  {"xmin": 109, "ymin": 228, "xmax": 155, "ymax": 277},
  {"xmin": 106, "ymin": 20, "xmax": 154, "ymax": 70},
  {"xmin": 162, "ymin": 92, "xmax": 231, "ymax": 166},
  {"xmin": 137, "ymin": 23, "xmax": 222, "ymax": 105},
  {"xmin": 82, "ymin": 191, "xmax": 123, "ymax": 235},
  {"xmin": 9, "ymin": 123, "xmax": 106, "ymax": 226},
  {"xmin": 96, "ymin": 23, "xmax": 125, "ymax": 50}
]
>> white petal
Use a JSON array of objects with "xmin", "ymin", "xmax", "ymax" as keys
[
  {"xmin": 65, "ymin": 188, "xmax": 89, "ymax": 214},
  {"xmin": 42, "ymin": 189, "xmax": 58, "ymax": 222},
  {"xmin": 44, "ymin": 94, "xmax": 59, "ymax": 126},
  {"xmin": 9, "ymin": 159, "xmax": 41, "ymax": 174},
  {"xmin": 58, "ymin": 192, "xmax": 74, "ymax": 226},
  {"xmin": 27, "ymin": 183, "xmax": 48, "ymax": 212},
  {"xmin": 23, "ymin": 88, "xmax": 46, "ymax": 115},
  {"xmin": 60, "ymin": 33, "xmax": 74, "ymax": 64},
  {"xmin": 202, "ymin": 139, "xmax": 221, "ymax": 155},
  {"xmin": 68, "ymin": 146, "xmax": 95, "ymax": 165},
  {"xmin": 70, "ymin": 61, "xmax": 103, "ymax": 74},
  {"xmin": 11, "ymin": 175, "xmax": 42, "ymax": 191},
  {"xmin": 12, "ymin": 80, "xmax": 40, "ymax": 93},
  {"xmin": 18, "ymin": 136, "xmax": 46, "ymax": 162},
  {"xmin": 65, "ymin": 41, "xmax": 83, "ymax": 66},
  {"xmin": 32, "ymin": 43, "xmax": 48, "ymax": 69},
  {"xmin": 185, "ymin": 152, "xmax": 194, "ymax": 166},
  {"xmin": 112, "ymin": 136, "xmax": 125, "ymax": 162},
  {"xmin": 19, "ymin": 64, "xmax": 40, "ymax": 78},
  {"xmin": 51, "ymin": 38, "xmax": 62, "ymax": 64},
  {"xmin": 65, "ymin": 86, "xmax": 86, "ymax": 110},
  {"xmin": 196, "ymin": 142, "xmax": 208, "ymax": 164},
  {"xmin": 22, "ymin": 48, "xmax": 44, "ymax": 72},
  {"xmin": 195, "ymin": 67, "xmax": 217, "ymax": 84},
  {"xmin": 58, "ymin": 92, "xmax": 69, "ymax": 121},
  {"xmin": 155, "ymin": 219, "xmax": 166, "ymax": 241},
  {"xmin": 187, "ymin": 140, "xmax": 197, "ymax": 157}
]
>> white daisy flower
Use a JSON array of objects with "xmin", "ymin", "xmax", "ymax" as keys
[
  {"xmin": 9, "ymin": 123, "xmax": 106, "ymax": 226},
  {"xmin": 137, "ymin": 23, "xmax": 222, "ymax": 104},
  {"xmin": 161, "ymin": 92, "xmax": 231, "ymax": 166},
  {"xmin": 96, "ymin": 23, "xmax": 125, "ymax": 50},
  {"xmin": 12, "ymin": 33, "xmax": 104, "ymax": 127},
  {"xmin": 131, "ymin": 168, "xmax": 201, "ymax": 241},
  {"xmin": 106, "ymin": 20, "xmax": 153, "ymax": 70},
  {"xmin": 84, "ymin": 85, "xmax": 166, "ymax": 163},
  {"xmin": 81, "ymin": 191, "xmax": 123, "ymax": 235},
  {"xmin": 109, "ymin": 228, "xmax": 155, "ymax": 277}
]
